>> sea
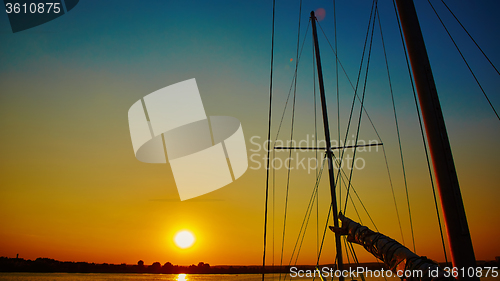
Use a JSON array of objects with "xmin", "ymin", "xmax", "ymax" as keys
[{"xmin": 0, "ymin": 273, "xmax": 497, "ymax": 281}]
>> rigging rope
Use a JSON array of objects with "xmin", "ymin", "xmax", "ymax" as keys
[
  {"xmin": 343, "ymin": 237, "xmax": 351, "ymax": 281},
  {"xmin": 293, "ymin": 161, "xmax": 325, "ymax": 267},
  {"xmin": 261, "ymin": 0, "xmax": 275, "ymax": 279},
  {"xmin": 283, "ymin": 157, "xmax": 327, "ymax": 281},
  {"xmin": 335, "ymin": 11, "xmax": 396, "ymax": 278},
  {"xmin": 267, "ymin": 0, "xmax": 456, "ymax": 276},
  {"xmin": 313, "ymin": 27, "xmax": 320, "ymax": 259},
  {"xmin": 272, "ymin": 7, "xmax": 381, "ymax": 277},
  {"xmin": 337, "ymin": 159, "xmax": 377, "ymax": 231},
  {"xmin": 261, "ymin": 0, "xmax": 275, "ymax": 278},
  {"xmin": 330, "ymin": 0, "xmax": 377, "ymax": 200},
  {"xmin": 321, "ymin": 172, "xmax": 386, "ymax": 281},
  {"xmin": 310, "ymin": 3, "xmax": 410, "ymax": 275},
  {"xmin": 314, "ymin": 12, "xmax": 397, "ymax": 250},
  {"xmin": 427, "ymin": 0, "xmax": 499, "ymax": 121},
  {"xmin": 312, "ymin": 1, "xmax": 385, "ymax": 272},
  {"xmin": 343, "ymin": 1, "xmax": 378, "ymax": 213},
  {"xmin": 333, "ymin": 0, "xmax": 341, "ymax": 213},
  {"xmin": 391, "ymin": 0, "xmax": 418, "ymax": 253},
  {"xmin": 376, "ymin": 5, "xmax": 406, "ymax": 247},
  {"xmin": 316, "ymin": 22, "xmax": 385, "ymax": 145},
  {"xmin": 266, "ymin": 19, "xmax": 309, "ymax": 273},
  {"xmin": 314, "ymin": 152, "xmax": 380, "ymax": 279},
  {"xmin": 316, "ymin": 18, "xmax": 408, "ymax": 240},
  {"xmin": 273, "ymin": 22, "xmax": 311, "ymax": 142},
  {"xmin": 315, "ymin": 22, "xmax": 406, "ymax": 237},
  {"xmin": 279, "ymin": 2, "xmax": 303, "ymax": 279},
  {"xmin": 392, "ymin": 0, "xmax": 452, "ymax": 259},
  {"xmin": 440, "ymin": 0, "xmax": 500, "ymax": 76},
  {"xmin": 273, "ymin": 149, "xmax": 276, "ymax": 268},
  {"xmin": 346, "ymin": 240, "xmax": 371, "ymax": 281},
  {"xmin": 315, "ymin": 201, "xmax": 332, "ymax": 275},
  {"xmin": 287, "ymin": 157, "xmax": 368, "ymax": 274}
]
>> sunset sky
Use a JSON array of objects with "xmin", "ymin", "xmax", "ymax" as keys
[{"xmin": 1, "ymin": 0, "xmax": 499, "ymax": 267}]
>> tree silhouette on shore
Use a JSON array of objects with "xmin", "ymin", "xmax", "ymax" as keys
[{"xmin": 1, "ymin": 256, "xmax": 498, "ymax": 274}]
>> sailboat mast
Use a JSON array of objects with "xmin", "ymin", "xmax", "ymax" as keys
[
  {"xmin": 394, "ymin": 1, "xmax": 478, "ymax": 279},
  {"xmin": 310, "ymin": 11, "xmax": 344, "ymax": 280}
]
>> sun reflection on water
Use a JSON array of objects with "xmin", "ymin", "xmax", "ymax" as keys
[{"xmin": 177, "ymin": 273, "xmax": 187, "ymax": 281}]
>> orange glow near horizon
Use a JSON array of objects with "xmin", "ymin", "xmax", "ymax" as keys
[{"xmin": 1, "ymin": 1, "xmax": 499, "ymax": 269}]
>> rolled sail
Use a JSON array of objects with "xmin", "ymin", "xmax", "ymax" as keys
[{"xmin": 330, "ymin": 213, "xmax": 453, "ymax": 281}]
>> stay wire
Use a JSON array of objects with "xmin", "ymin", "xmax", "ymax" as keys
[
  {"xmin": 284, "ymin": 157, "xmax": 326, "ymax": 280},
  {"xmin": 432, "ymin": 0, "xmax": 497, "ymax": 259},
  {"xmin": 343, "ymin": 216, "xmax": 386, "ymax": 281},
  {"xmin": 316, "ymin": 18, "xmax": 394, "ymax": 234},
  {"xmin": 329, "ymin": 154, "xmax": 379, "ymax": 231},
  {"xmin": 337, "ymin": 158, "xmax": 377, "ymax": 231},
  {"xmin": 315, "ymin": 199, "xmax": 332, "ymax": 275},
  {"xmin": 391, "ymin": 0, "xmax": 417, "ymax": 253},
  {"xmin": 333, "ymin": 0, "xmax": 341, "ymax": 212},
  {"xmin": 427, "ymin": 0, "xmax": 499, "ymax": 121},
  {"xmin": 279, "ymin": 1, "xmax": 303, "ymax": 279},
  {"xmin": 343, "ymin": 1, "xmax": 378, "ymax": 214},
  {"xmin": 342, "ymin": 176, "xmax": 363, "ymax": 226},
  {"xmin": 316, "ymin": 19, "xmax": 403, "ymax": 236},
  {"xmin": 314, "ymin": 152, "xmax": 379, "ymax": 280},
  {"xmin": 342, "ymin": 237, "xmax": 351, "ymax": 281},
  {"xmin": 293, "ymin": 161, "xmax": 326, "ymax": 268},
  {"xmin": 393, "ymin": 0, "xmax": 446, "ymax": 254},
  {"xmin": 273, "ymin": 22, "xmax": 311, "ymax": 142},
  {"xmin": 262, "ymin": 0, "xmax": 275, "ymax": 279},
  {"xmin": 316, "ymin": 6, "xmax": 384, "ymax": 224},
  {"xmin": 317, "ymin": 22, "xmax": 405, "ymax": 228},
  {"xmin": 317, "ymin": 22, "xmax": 385, "ymax": 144},
  {"xmin": 336, "ymin": 165, "xmax": 386, "ymax": 281},
  {"xmin": 290, "ymin": 155, "xmax": 365, "ymax": 273},
  {"xmin": 376, "ymin": 5, "xmax": 406, "ymax": 246},
  {"xmin": 394, "ymin": 0, "xmax": 449, "ymax": 260},
  {"xmin": 330, "ymin": 0, "xmax": 377, "ymax": 198},
  {"xmin": 314, "ymin": 1, "xmax": 380, "ymax": 266},
  {"xmin": 346, "ymin": 241, "xmax": 371, "ymax": 281},
  {"xmin": 273, "ymin": 149, "xmax": 276, "ymax": 268},
  {"xmin": 313, "ymin": 27, "xmax": 320, "ymax": 259},
  {"xmin": 341, "ymin": 194, "xmax": 383, "ymax": 281},
  {"xmin": 441, "ymin": 0, "xmax": 500, "ymax": 76},
  {"xmin": 314, "ymin": 154, "xmax": 344, "ymax": 275}
]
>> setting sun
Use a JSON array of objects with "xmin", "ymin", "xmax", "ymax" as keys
[{"xmin": 174, "ymin": 230, "xmax": 195, "ymax": 249}]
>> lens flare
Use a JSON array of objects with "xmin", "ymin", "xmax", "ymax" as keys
[{"xmin": 315, "ymin": 8, "xmax": 326, "ymax": 21}]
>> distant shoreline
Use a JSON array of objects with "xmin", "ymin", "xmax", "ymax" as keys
[{"xmin": 1, "ymin": 257, "xmax": 498, "ymax": 274}]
